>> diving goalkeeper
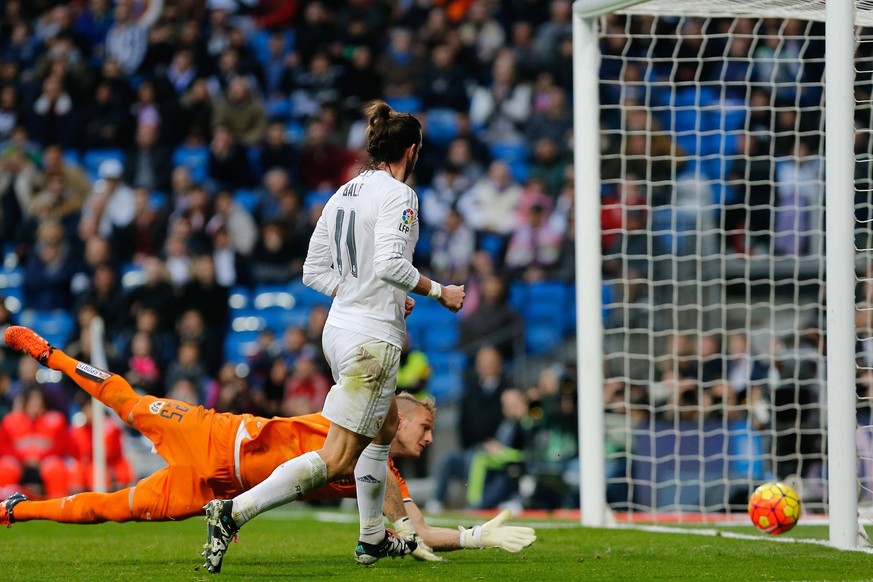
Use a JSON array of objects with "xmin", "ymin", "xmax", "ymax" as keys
[{"xmin": 0, "ymin": 326, "xmax": 536, "ymax": 559}]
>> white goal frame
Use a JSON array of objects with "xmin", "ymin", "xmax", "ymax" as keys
[{"xmin": 572, "ymin": 0, "xmax": 861, "ymax": 548}]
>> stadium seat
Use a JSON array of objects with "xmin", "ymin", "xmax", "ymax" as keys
[
  {"xmin": 424, "ymin": 350, "xmax": 466, "ymax": 403},
  {"xmin": 422, "ymin": 322, "xmax": 459, "ymax": 352},
  {"xmin": 287, "ymin": 279, "xmax": 333, "ymax": 309},
  {"xmin": 0, "ymin": 267, "xmax": 23, "ymax": 313},
  {"xmin": 149, "ymin": 190, "xmax": 168, "ymax": 212},
  {"xmin": 385, "ymin": 96, "xmax": 422, "ymax": 113},
  {"xmin": 525, "ymin": 322, "xmax": 564, "ymax": 355},
  {"xmin": 223, "ymin": 329, "xmax": 261, "ymax": 363},
  {"xmin": 82, "ymin": 149, "xmax": 125, "ymax": 180},
  {"xmin": 489, "ymin": 142, "xmax": 530, "ymax": 183},
  {"xmin": 172, "ymin": 146, "xmax": 209, "ymax": 184},
  {"xmin": 425, "ymin": 108, "xmax": 458, "ymax": 145},
  {"xmin": 234, "ymin": 189, "xmax": 259, "ymax": 213}
]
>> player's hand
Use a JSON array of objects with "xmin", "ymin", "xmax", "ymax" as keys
[
  {"xmin": 393, "ymin": 516, "xmax": 448, "ymax": 562},
  {"xmin": 438, "ymin": 284, "xmax": 465, "ymax": 313},
  {"xmin": 459, "ymin": 510, "xmax": 537, "ymax": 553},
  {"xmin": 404, "ymin": 295, "xmax": 416, "ymax": 318}
]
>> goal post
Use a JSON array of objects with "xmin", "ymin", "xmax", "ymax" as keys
[{"xmin": 572, "ymin": 0, "xmax": 866, "ymax": 548}]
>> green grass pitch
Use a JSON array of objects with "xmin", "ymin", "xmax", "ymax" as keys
[{"xmin": 3, "ymin": 508, "xmax": 873, "ymax": 581}]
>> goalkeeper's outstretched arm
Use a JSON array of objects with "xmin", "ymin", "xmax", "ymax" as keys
[{"xmin": 383, "ymin": 474, "xmax": 537, "ymax": 556}]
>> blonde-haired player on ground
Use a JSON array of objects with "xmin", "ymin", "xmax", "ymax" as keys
[
  {"xmin": 199, "ymin": 99, "xmax": 465, "ymax": 572},
  {"xmin": 1, "ymin": 326, "xmax": 535, "ymax": 562}
]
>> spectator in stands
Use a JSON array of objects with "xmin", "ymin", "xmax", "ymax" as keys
[
  {"xmin": 375, "ymin": 27, "xmax": 424, "ymax": 99},
  {"xmin": 124, "ymin": 256, "xmax": 175, "ymax": 330},
  {"xmin": 430, "ymin": 206, "xmax": 475, "ymax": 284},
  {"xmin": 466, "ymin": 387, "xmax": 532, "ymax": 510},
  {"xmin": 429, "ymin": 345, "xmax": 509, "ymax": 512},
  {"xmin": 81, "ymin": 81, "xmax": 129, "ymax": 151},
  {"xmin": 79, "ymin": 159, "xmax": 136, "ymax": 247},
  {"xmin": 105, "ymin": 0, "xmax": 165, "ymax": 76},
  {"xmin": 179, "ymin": 78, "xmax": 214, "ymax": 146},
  {"xmin": 457, "ymin": 159, "xmax": 522, "ymax": 244},
  {"xmin": 458, "ymin": 274, "xmax": 523, "ymax": 360},
  {"xmin": 212, "ymin": 77, "xmax": 267, "ymax": 147},
  {"xmin": 28, "ymin": 74, "xmax": 77, "ymax": 149},
  {"xmin": 533, "ymin": 0, "xmax": 572, "ymax": 60},
  {"xmin": 337, "ymin": 45, "xmax": 383, "ymax": 115},
  {"xmin": 282, "ymin": 353, "xmax": 330, "ymax": 417},
  {"xmin": 0, "ymin": 143, "xmax": 41, "ymax": 247},
  {"xmin": 526, "ymin": 83, "xmax": 572, "ymax": 158},
  {"xmin": 504, "ymin": 193, "xmax": 567, "ymax": 282},
  {"xmin": 124, "ymin": 122, "xmax": 172, "ymax": 192},
  {"xmin": 298, "ymin": 118, "xmax": 354, "ymax": 191},
  {"xmin": 725, "ymin": 331, "xmax": 771, "ymax": 426},
  {"xmin": 207, "ymin": 124, "xmax": 253, "ymax": 189},
  {"xmin": 72, "ymin": 0, "xmax": 114, "ymax": 57},
  {"xmin": 41, "ymin": 143, "xmax": 91, "ymax": 203},
  {"xmin": 292, "ymin": 1, "xmax": 338, "ymax": 66},
  {"xmin": 22, "ymin": 219, "xmax": 78, "ymax": 311},
  {"xmin": 164, "ymin": 339, "xmax": 207, "ymax": 401},
  {"xmin": 0, "ymin": 86, "xmax": 23, "ymax": 143},
  {"xmin": 250, "ymin": 220, "xmax": 299, "ymax": 284},
  {"xmin": 206, "ymin": 189, "xmax": 258, "ymax": 256},
  {"xmin": 419, "ymin": 42, "xmax": 469, "ymax": 112},
  {"xmin": 208, "ymin": 362, "xmax": 260, "ymax": 414},
  {"xmin": 75, "ymin": 261, "xmax": 127, "ymax": 338},
  {"xmin": 68, "ymin": 395, "xmax": 134, "ymax": 492},
  {"xmin": 469, "ymin": 50, "xmax": 531, "ymax": 145},
  {"xmin": 0, "ymin": 386, "xmax": 71, "ymax": 497},
  {"xmin": 177, "ymin": 254, "xmax": 229, "ymax": 345},
  {"xmin": 773, "ymin": 139, "xmax": 822, "ymax": 256},
  {"xmin": 258, "ymin": 121, "xmax": 301, "ymax": 184},
  {"xmin": 525, "ymin": 365, "xmax": 582, "ymax": 509}
]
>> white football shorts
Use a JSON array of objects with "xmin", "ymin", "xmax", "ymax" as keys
[{"xmin": 321, "ymin": 323, "xmax": 401, "ymax": 438}]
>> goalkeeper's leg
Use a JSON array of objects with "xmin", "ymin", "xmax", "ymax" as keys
[
  {"xmin": 4, "ymin": 326, "xmax": 141, "ymax": 425},
  {"xmin": 11, "ymin": 489, "xmax": 134, "ymax": 524}
]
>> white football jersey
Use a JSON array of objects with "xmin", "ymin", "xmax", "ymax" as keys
[{"xmin": 303, "ymin": 169, "xmax": 420, "ymax": 348}]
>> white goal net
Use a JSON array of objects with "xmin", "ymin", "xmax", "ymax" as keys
[{"xmin": 573, "ymin": 0, "xmax": 873, "ymax": 532}]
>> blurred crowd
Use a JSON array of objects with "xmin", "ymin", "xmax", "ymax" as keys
[{"xmin": 0, "ymin": 0, "xmax": 580, "ymax": 506}]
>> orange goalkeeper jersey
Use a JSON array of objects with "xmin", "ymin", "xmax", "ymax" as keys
[{"xmin": 236, "ymin": 413, "xmax": 410, "ymax": 501}]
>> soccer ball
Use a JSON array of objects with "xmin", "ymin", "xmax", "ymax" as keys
[{"xmin": 748, "ymin": 481, "xmax": 801, "ymax": 535}]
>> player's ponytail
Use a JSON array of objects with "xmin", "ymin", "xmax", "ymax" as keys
[{"xmin": 364, "ymin": 99, "xmax": 422, "ymax": 167}]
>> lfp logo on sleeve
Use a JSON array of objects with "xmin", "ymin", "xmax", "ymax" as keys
[{"xmin": 399, "ymin": 208, "xmax": 415, "ymax": 233}]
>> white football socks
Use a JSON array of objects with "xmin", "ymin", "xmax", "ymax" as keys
[
  {"xmin": 354, "ymin": 442, "xmax": 391, "ymax": 544},
  {"xmin": 231, "ymin": 451, "xmax": 327, "ymax": 525}
]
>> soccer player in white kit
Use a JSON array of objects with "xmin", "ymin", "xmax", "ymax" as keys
[{"xmin": 199, "ymin": 100, "xmax": 466, "ymax": 573}]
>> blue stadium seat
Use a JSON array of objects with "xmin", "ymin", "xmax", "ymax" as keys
[
  {"xmin": 223, "ymin": 330, "xmax": 261, "ymax": 363},
  {"xmin": 172, "ymin": 146, "xmax": 209, "ymax": 184},
  {"xmin": 385, "ymin": 96, "xmax": 422, "ymax": 113},
  {"xmin": 18, "ymin": 309, "xmax": 75, "ymax": 348},
  {"xmin": 422, "ymin": 322, "xmax": 459, "ymax": 352},
  {"xmin": 234, "ymin": 189, "xmax": 259, "ymax": 214},
  {"xmin": 525, "ymin": 322, "xmax": 564, "ymax": 355},
  {"xmin": 82, "ymin": 149, "xmax": 125, "ymax": 180},
  {"xmin": 489, "ymin": 142, "xmax": 530, "ymax": 183},
  {"xmin": 424, "ymin": 351, "xmax": 466, "ymax": 403},
  {"xmin": 425, "ymin": 108, "xmax": 458, "ymax": 145},
  {"xmin": 287, "ymin": 279, "xmax": 333, "ymax": 309},
  {"xmin": 0, "ymin": 267, "xmax": 23, "ymax": 313},
  {"xmin": 149, "ymin": 190, "xmax": 168, "ymax": 212}
]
